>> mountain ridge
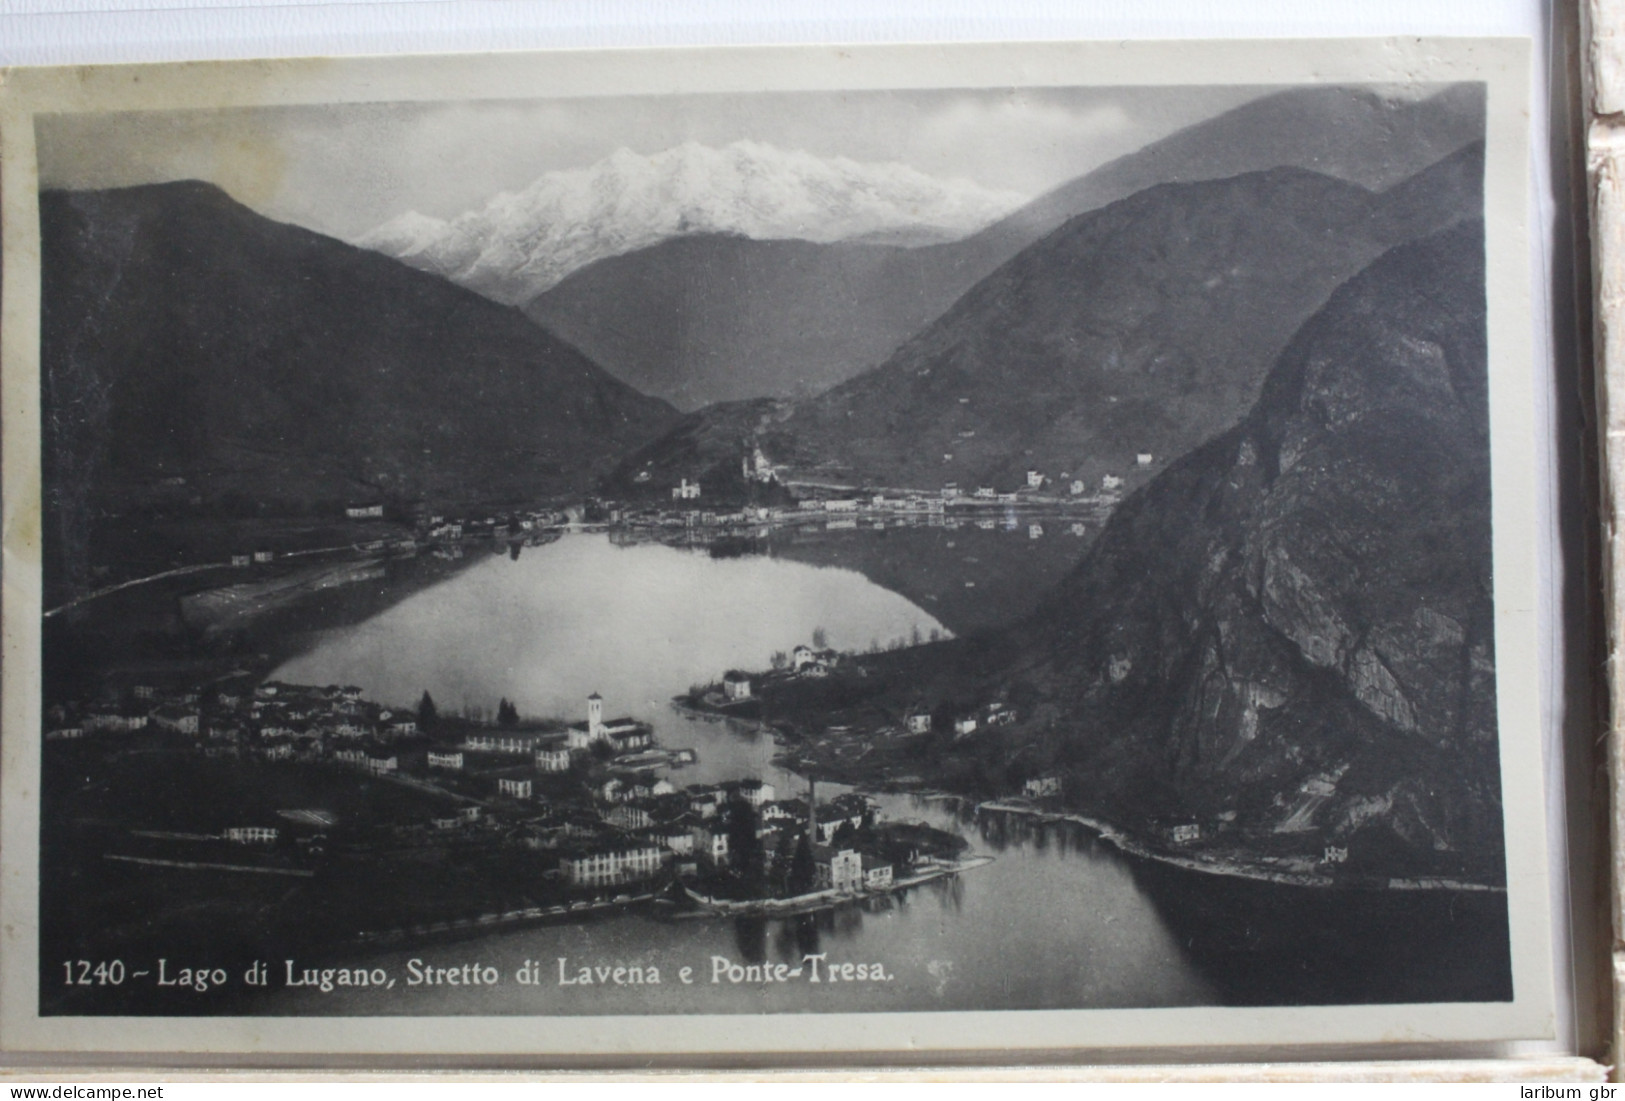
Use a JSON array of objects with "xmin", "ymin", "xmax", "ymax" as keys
[
  {"xmin": 776, "ymin": 144, "xmax": 1485, "ymax": 492},
  {"xmin": 41, "ymin": 180, "xmax": 679, "ymax": 598},
  {"xmin": 523, "ymin": 85, "xmax": 1485, "ymax": 410},
  {"xmin": 358, "ymin": 139, "xmax": 1029, "ymax": 304},
  {"xmin": 963, "ymin": 83, "xmax": 1486, "ymax": 275},
  {"xmin": 616, "ymin": 141, "xmax": 1481, "ymax": 507},
  {"xmin": 1006, "ymin": 219, "xmax": 1500, "ymax": 883},
  {"xmin": 773, "ymin": 219, "xmax": 1501, "ymax": 887},
  {"xmin": 526, "ymin": 235, "xmax": 935, "ymax": 409}
]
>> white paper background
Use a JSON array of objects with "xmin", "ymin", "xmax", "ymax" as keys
[{"xmin": 0, "ymin": 0, "xmax": 1591, "ymax": 1063}]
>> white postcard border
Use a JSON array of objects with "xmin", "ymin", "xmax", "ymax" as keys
[{"xmin": 0, "ymin": 35, "xmax": 1551, "ymax": 1057}]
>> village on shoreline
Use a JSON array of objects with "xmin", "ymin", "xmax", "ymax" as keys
[
  {"xmin": 41, "ymin": 663, "xmax": 992, "ymax": 953},
  {"xmin": 49, "ymin": 441, "xmax": 1131, "ymax": 622},
  {"xmin": 44, "ymin": 627, "xmax": 1495, "ymax": 966}
]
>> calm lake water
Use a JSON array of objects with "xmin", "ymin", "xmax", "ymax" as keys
[
  {"xmin": 257, "ymin": 533, "xmax": 1508, "ymax": 1014},
  {"xmin": 277, "ymin": 535, "xmax": 936, "ymax": 736}
]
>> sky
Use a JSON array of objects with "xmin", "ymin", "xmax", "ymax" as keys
[{"xmin": 35, "ymin": 85, "xmax": 1273, "ymax": 241}]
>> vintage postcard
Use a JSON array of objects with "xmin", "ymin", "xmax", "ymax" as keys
[{"xmin": 0, "ymin": 37, "xmax": 1554, "ymax": 1058}]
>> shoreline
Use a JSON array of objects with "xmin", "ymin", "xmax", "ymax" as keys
[
  {"xmin": 677, "ymin": 855, "xmax": 994, "ymax": 919},
  {"xmin": 351, "ymin": 892, "xmax": 659, "ymax": 951},
  {"xmin": 669, "ymin": 697, "xmax": 778, "ymax": 739},
  {"xmin": 973, "ymin": 799, "xmax": 1505, "ymax": 894},
  {"xmin": 672, "ymin": 694, "xmax": 1506, "ymax": 897}
]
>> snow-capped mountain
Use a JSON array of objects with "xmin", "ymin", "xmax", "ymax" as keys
[{"xmin": 354, "ymin": 141, "xmax": 1029, "ymax": 303}]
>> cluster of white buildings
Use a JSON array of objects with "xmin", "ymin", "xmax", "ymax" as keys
[
  {"xmin": 568, "ymin": 696, "xmax": 653, "ymax": 752},
  {"xmin": 62, "ymin": 673, "xmax": 921, "ymax": 906},
  {"xmin": 459, "ymin": 695, "xmax": 653, "ymax": 777},
  {"xmin": 813, "ymin": 846, "xmax": 893, "ymax": 893},
  {"xmin": 950, "ymin": 700, "xmax": 1019, "ymax": 739},
  {"xmin": 799, "ymin": 494, "xmax": 947, "ymax": 516},
  {"xmin": 224, "ymin": 826, "xmax": 279, "ymax": 844},
  {"xmin": 616, "ymin": 473, "xmax": 1112, "ymax": 539},
  {"xmin": 48, "ymin": 685, "xmax": 203, "ymax": 741},
  {"xmin": 46, "ymin": 680, "xmax": 430, "ymax": 770},
  {"xmin": 945, "ymin": 456, "xmax": 1156, "ymax": 502},
  {"xmin": 435, "ymin": 694, "xmax": 670, "ymax": 810},
  {"xmin": 505, "ymin": 764, "xmax": 887, "ymax": 896},
  {"xmin": 792, "ymin": 646, "xmax": 839, "ymax": 675},
  {"xmin": 498, "ymin": 777, "xmax": 532, "ymax": 800},
  {"xmin": 423, "ymin": 507, "xmax": 566, "ymax": 545},
  {"xmin": 334, "ymin": 747, "xmax": 398, "ymax": 774},
  {"xmin": 543, "ymin": 780, "xmax": 888, "ymax": 894},
  {"xmin": 463, "ymin": 730, "xmax": 563, "ymax": 755},
  {"xmin": 599, "ymin": 775, "xmax": 678, "ymax": 804},
  {"xmin": 700, "ymin": 649, "xmax": 831, "ymax": 706},
  {"xmin": 557, "ymin": 842, "xmax": 668, "ymax": 888}
]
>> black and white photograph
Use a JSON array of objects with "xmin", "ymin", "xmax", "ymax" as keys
[{"xmin": 0, "ymin": 38, "xmax": 1554, "ymax": 1055}]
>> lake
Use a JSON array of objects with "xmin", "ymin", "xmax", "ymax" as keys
[
  {"xmin": 275, "ymin": 534, "xmax": 943, "ymax": 736},
  {"xmin": 258, "ymin": 532, "xmax": 1507, "ymax": 1014}
]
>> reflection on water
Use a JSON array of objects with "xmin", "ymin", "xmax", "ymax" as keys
[
  {"xmin": 767, "ymin": 514, "xmax": 1103, "ymax": 634},
  {"xmin": 1127, "ymin": 856, "xmax": 1513, "ymax": 1006},
  {"xmin": 273, "ymin": 534, "xmax": 946, "ymax": 723},
  {"xmin": 734, "ymin": 917, "xmax": 767, "ymax": 964}
]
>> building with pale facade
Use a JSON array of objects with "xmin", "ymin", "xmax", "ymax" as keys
[
  {"xmin": 498, "ymin": 777, "xmax": 533, "ymax": 800},
  {"xmin": 464, "ymin": 730, "xmax": 559, "ymax": 754},
  {"xmin": 535, "ymin": 745, "xmax": 572, "ymax": 772},
  {"xmin": 559, "ymin": 843, "xmax": 665, "ymax": 887},
  {"xmin": 566, "ymin": 693, "xmax": 651, "ymax": 750},
  {"xmin": 722, "ymin": 671, "xmax": 752, "ymax": 700},
  {"xmin": 690, "ymin": 825, "xmax": 730, "ymax": 865},
  {"xmin": 815, "ymin": 847, "xmax": 864, "ymax": 894}
]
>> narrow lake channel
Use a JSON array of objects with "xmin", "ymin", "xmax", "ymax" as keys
[{"xmin": 257, "ymin": 533, "xmax": 1505, "ymax": 1014}]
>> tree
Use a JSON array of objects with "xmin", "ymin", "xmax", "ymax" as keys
[
  {"xmin": 788, "ymin": 831, "xmax": 817, "ymax": 896},
  {"xmin": 769, "ymin": 650, "xmax": 788, "ymax": 671},
  {"xmin": 857, "ymin": 808, "xmax": 878, "ymax": 846},
  {"xmin": 417, "ymin": 691, "xmax": 438, "ymax": 728},
  {"xmin": 811, "ymin": 626, "xmax": 827, "ymax": 649},
  {"xmin": 725, "ymin": 796, "xmax": 766, "ymax": 896},
  {"xmin": 769, "ymin": 832, "xmax": 796, "ymax": 896},
  {"xmin": 497, "ymin": 698, "xmax": 519, "ymax": 727}
]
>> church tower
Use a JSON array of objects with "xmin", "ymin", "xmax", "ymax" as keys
[{"xmin": 587, "ymin": 692, "xmax": 604, "ymax": 739}]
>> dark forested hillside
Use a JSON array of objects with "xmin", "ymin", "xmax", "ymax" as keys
[
  {"xmin": 1007, "ymin": 220, "xmax": 1499, "ymax": 883},
  {"xmin": 41, "ymin": 182, "xmax": 677, "ymax": 593},
  {"xmin": 775, "ymin": 145, "xmax": 1483, "ymax": 495}
]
